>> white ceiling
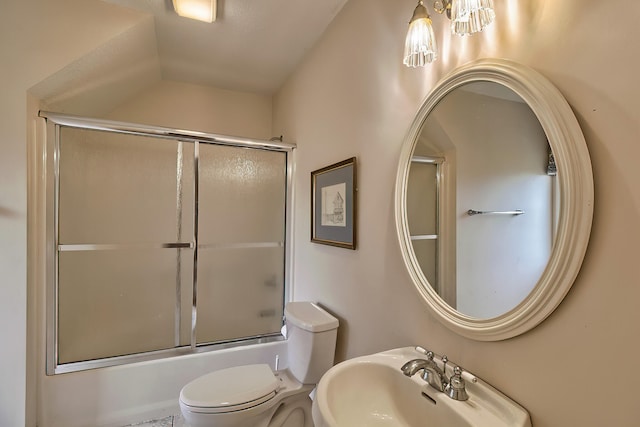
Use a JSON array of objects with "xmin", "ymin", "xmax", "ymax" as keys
[{"xmin": 102, "ymin": 0, "xmax": 349, "ymax": 94}]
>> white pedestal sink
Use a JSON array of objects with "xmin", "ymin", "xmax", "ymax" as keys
[{"xmin": 312, "ymin": 347, "xmax": 531, "ymax": 427}]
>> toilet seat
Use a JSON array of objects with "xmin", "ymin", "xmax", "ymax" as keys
[{"xmin": 180, "ymin": 364, "xmax": 280, "ymax": 414}]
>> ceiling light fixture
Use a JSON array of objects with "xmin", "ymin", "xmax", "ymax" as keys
[
  {"xmin": 445, "ymin": 0, "xmax": 496, "ymax": 35},
  {"xmin": 403, "ymin": 0, "xmax": 496, "ymax": 67},
  {"xmin": 403, "ymin": 1, "xmax": 438, "ymax": 67},
  {"xmin": 172, "ymin": 0, "xmax": 217, "ymax": 23}
]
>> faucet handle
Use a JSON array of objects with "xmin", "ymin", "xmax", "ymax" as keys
[
  {"xmin": 425, "ymin": 351, "xmax": 435, "ymax": 361},
  {"xmin": 445, "ymin": 366, "xmax": 469, "ymax": 401},
  {"xmin": 441, "ymin": 355, "xmax": 448, "ymax": 376},
  {"xmin": 451, "ymin": 365, "xmax": 463, "ymax": 380},
  {"xmin": 414, "ymin": 346, "xmax": 429, "ymax": 355}
]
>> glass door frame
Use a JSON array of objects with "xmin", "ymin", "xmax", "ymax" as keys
[{"xmin": 40, "ymin": 111, "xmax": 296, "ymax": 374}]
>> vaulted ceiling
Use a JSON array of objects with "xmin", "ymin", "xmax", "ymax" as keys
[
  {"xmin": 31, "ymin": 0, "xmax": 348, "ymax": 115},
  {"xmin": 103, "ymin": 0, "xmax": 348, "ymax": 93}
]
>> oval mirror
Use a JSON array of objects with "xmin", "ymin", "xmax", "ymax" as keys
[{"xmin": 395, "ymin": 59, "xmax": 593, "ymax": 341}]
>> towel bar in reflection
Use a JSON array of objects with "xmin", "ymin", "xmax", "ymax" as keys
[{"xmin": 467, "ymin": 209, "xmax": 524, "ymax": 216}]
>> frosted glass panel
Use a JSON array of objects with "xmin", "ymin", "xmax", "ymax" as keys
[
  {"xmin": 199, "ymin": 144, "xmax": 286, "ymax": 245},
  {"xmin": 58, "ymin": 249, "xmax": 193, "ymax": 363},
  {"xmin": 196, "ymin": 247, "xmax": 284, "ymax": 344},
  {"xmin": 412, "ymin": 239, "xmax": 437, "ymax": 285},
  {"xmin": 50, "ymin": 119, "xmax": 291, "ymax": 372},
  {"xmin": 407, "ymin": 162, "xmax": 437, "ymax": 236},
  {"xmin": 58, "ymin": 127, "xmax": 194, "ymax": 244},
  {"xmin": 196, "ymin": 144, "xmax": 286, "ymax": 344}
]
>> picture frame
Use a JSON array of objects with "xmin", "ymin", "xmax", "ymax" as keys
[{"xmin": 311, "ymin": 157, "xmax": 357, "ymax": 249}]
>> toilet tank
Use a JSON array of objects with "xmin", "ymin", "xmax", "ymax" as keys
[{"xmin": 285, "ymin": 302, "xmax": 339, "ymax": 384}]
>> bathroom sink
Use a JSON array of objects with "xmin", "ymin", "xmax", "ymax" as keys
[{"xmin": 312, "ymin": 347, "xmax": 531, "ymax": 427}]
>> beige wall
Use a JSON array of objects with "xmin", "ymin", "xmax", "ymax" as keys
[
  {"xmin": 437, "ymin": 89, "xmax": 552, "ymax": 318},
  {"xmin": 1, "ymin": 2, "xmax": 146, "ymax": 426},
  {"xmin": 274, "ymin": 0, "xmax": 640, "ymax": 425},
  {"xmin": 106, "ymin": 80, "xmax": 272, "ymax": 139}
]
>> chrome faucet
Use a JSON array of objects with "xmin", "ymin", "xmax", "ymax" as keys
[
  {"xmin": 401, "ymin": 350, "xmax": 469, "ymax": 401},
  {"xmin": 401, "ymin": 353, "xmax": 448, "ymax": 392}
]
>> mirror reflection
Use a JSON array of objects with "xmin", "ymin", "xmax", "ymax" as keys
[{"xmin": 407, "ymin": 81, "xmax": 559, "ymax": 319}]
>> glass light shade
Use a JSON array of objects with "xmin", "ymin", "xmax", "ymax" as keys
[
  {"xmin": 172, "ymin": 0, "xmax": 216, "ymax": 23},
  {"xmin": 450, "ymin": 0, "xmax": 495, "ymax": 35},
  {"xmin": 403, "ymin": 2, "xmax": 438, "ymax": 67}
]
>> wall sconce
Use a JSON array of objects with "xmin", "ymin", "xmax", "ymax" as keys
[
  {"xmin": 172, "ymin": 0, "xmax": 217, "ymax": 23},
  {"xmin": 403, "ymin": 0, "xmax": 496, "ymax": 67}
]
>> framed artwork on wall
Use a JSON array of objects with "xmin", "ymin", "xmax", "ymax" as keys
[{"xmin": 311, "ymin": 157, "xmax": 357, "ymax": 249}]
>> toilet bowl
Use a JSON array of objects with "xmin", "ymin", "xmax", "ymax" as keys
[
  {"xmin": 179, "ymin": 364, "xmax": 314, "ymax": 427},
  {"xmin": 179, "ymin": 302, "xmax": 339, "ymax": 427}
]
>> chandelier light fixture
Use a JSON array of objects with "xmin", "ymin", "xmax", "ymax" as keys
[
  {"xmin": 403, "ymin": 1, "xmax": 438, "ymax": 67},
  {"xmin": 447, "ymin": 0, "xmax": 496, "ymax": 35},
  {"xmin": 403, "ymin": 0, "xmax": 496, "ymax": 67}
]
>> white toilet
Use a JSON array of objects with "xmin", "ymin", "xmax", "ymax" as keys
[{"xmin": 179, "ymin": 302, "xmax": 339, "ymax": 427}]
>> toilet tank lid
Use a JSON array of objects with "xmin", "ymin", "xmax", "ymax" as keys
[{"xmin": 285, "ymin": 302, "xmax": 339, "ymax": 332}]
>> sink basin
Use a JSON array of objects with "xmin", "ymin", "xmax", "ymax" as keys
[{"xmin": 312, "ymin": 347, "xmax": 531, "ymax": 427}]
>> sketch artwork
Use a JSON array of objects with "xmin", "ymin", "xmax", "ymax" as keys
[
  {"xmin": 321, "ymin": 183, "xmax": 346, "ymax": 227},
  {"xmin": 310, "ymin": 157, "xmax": 356, "ymax": 249}
]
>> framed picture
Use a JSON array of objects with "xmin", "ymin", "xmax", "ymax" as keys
[{"xmin": 311, "ymin": 157, "xmax": 357, "ymax": 249}]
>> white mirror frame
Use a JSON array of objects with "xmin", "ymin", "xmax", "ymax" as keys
[{"xmin": 395, "ymin": 58, "xmax": 594, "ymax": 341}]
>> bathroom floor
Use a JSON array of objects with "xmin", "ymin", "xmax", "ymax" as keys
[{"xmin": 125, "ymin": 414, "xmax": 187, "ymax": 427}]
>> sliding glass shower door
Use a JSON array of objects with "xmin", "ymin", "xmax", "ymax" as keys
[
  {"xmin": 44, "ymin": 113, "xmax": 293, "ymax": 373},
  {"xmin": 196, "ymin": 144, "xmax": 286, "ymax": 344}
]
